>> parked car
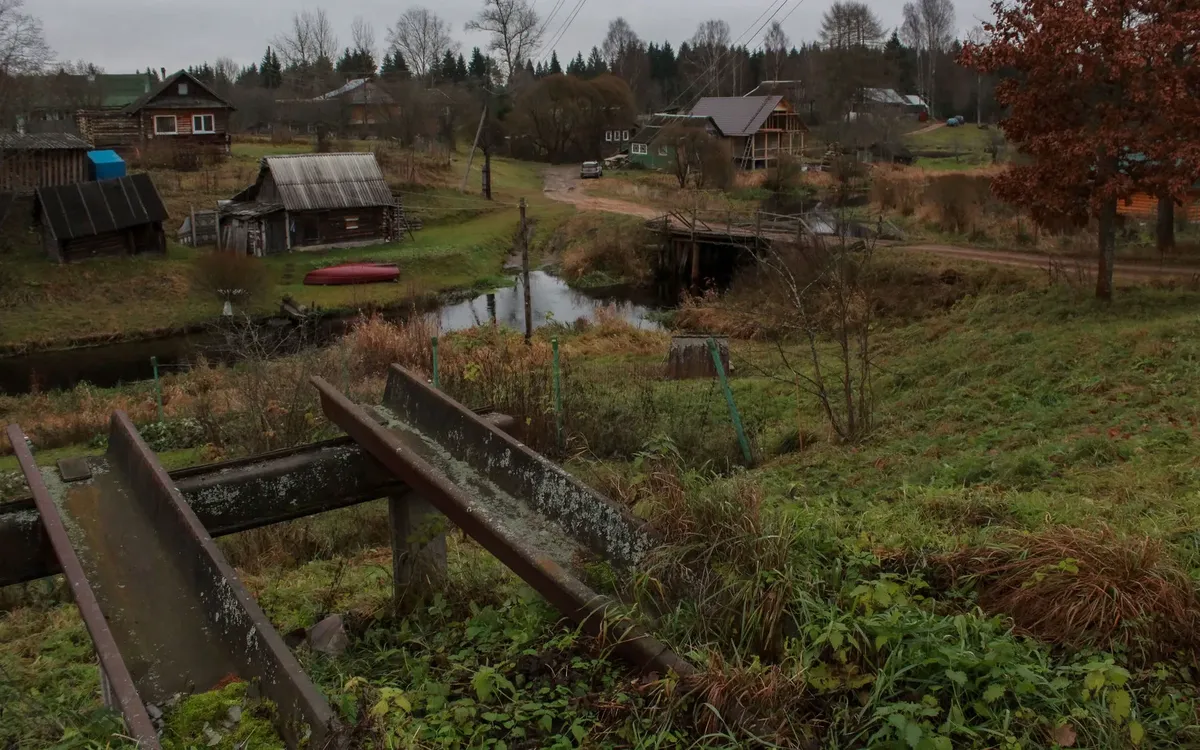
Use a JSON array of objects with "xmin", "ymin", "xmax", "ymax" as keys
[{"xmin": 580, "ymin": 161, "xmax": 603, "ymax": 179}]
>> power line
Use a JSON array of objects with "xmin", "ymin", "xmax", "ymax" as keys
[{"xmin": 537, "ymin": 0, "xmax": 589, "ymax": 65}]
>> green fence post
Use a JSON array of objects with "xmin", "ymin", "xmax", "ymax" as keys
[
  {"xmin": 708, "ymin": 337, "xmax": 752, "ymax": 466},
  {"xmin": 431, "ymin": 336, "xmax": 440, "ymax": 389},
  {"xmin": 151, "ymin": 356, "xmax": 164, "ymax": 423},
  {"xmin": 552, "ymin": 337, "xmax": 563, "ymax": 453}
]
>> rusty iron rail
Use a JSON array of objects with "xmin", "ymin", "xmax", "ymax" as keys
[
  {"xmin": 6, "ymin": 414, "xmax": 342, "ymax": 748},
  {"xmin": 313, "ymin": 367, "xmax": 696, "ymax": 678},
  {"xmin": 5, "ymin": 424, "xmax": 162, "ymax": 747},
  {"xmin": 0, "ymin": 437, "xmax": 406, "ymax": 587}
]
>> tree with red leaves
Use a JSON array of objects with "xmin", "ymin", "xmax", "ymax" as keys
[{"xmin": 961, "ymin": 0, "xmax": 1200, "ymax": 300}]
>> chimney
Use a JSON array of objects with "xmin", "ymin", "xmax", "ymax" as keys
[{"xmin": 160, "ymin": 67, "xmax": 166, "ymax": 81}]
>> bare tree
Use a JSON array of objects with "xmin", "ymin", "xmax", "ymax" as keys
[
  {"xmin": 690, "ymin": 19, "xmax": 731, "ymax": 96},
  {"xmin": 213, "ymin": 57, "xmax": 240, "ymax": 84},
  {"xmin": 388, "ymin": 8, "xmax": 454, "ymax": 80},
  {"xmin": 465, "ymin": 0, "xmax": 542, "ymax": 82},
  {"xmin": 820, "ymin": 2, "xmax": 885, "ymax": 49},
  {"xmin": 351, "ymin": 16, "xmax": 376, "ymax": 62},
  {"xmin": 763, "ymin": 21, "xmax": 790, "ymax": 82},
  {"xmin": 0, "ymin": 0, "xmax": 50, "ymax": 122},
  {"xmin": 274, "ymin": 9, "xmax": 339, "ymax": 72},
  {"xmin": 601, "ymin": 17, "xmax": 640, "ymax": 68},
  {"xmin": 902, "ymin": 0, "xmax": 955, "ymax": 116}
]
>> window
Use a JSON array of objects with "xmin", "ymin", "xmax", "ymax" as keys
[
  {"xmin": 605, "ymin": 131, "xmax": 613, "ymax": 142},
  {"xmin": 623, "ymin": 130, "xmax": 630, "ymax": 141},
  {"xmin": 345, "ymin": 216, "xmax": 360, "ymax": 230},
  {"xmin": 658, "ymin": 145, "xmax": 669, "ymax": 156},
  {"xmin": 192, "ymin": 114, "xmax": 215, "ymax": 134},
  {"xmin": 154, "ymin": 115, "xmax": 177, "ymax": 135},
  {"xmin": 632, "ymin": 143, "xmax": 648, "ymax": 155},
  {"xmin": 178, "ymin": 82, "xmax": 189, "ymax": 96}
]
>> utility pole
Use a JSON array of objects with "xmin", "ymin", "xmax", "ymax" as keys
[
  {"xmin": 461, "ymin": 103, "xmax": 488, "ymax": 193},
  {"xmin": 520, "ymin": 198, "xmax": 532, "ymax": 345},
  {"xmin": 482, "ymin": 145, "xmax": 492, "ymax": 200}
]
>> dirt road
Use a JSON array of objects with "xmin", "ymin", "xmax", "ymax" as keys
[
  {"xmin": 543, "ymin": 166, "xmax": 660, "ymax": 219},
  {"xmin": 543, "ymin": 168, "xmax": 1200, "ymax": 280}
]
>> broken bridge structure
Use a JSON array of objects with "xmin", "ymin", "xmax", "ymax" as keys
[{"xmin": 2, "ymin": 365, "xmax": 694, "ymax": 749}]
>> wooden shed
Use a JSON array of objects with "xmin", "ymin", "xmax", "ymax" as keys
[
  {"xmin": 0, "ymin": 133, "xmax": 92, "ymax": 194},
  {"xmin": 219, "ymin": 153, "xmax": 399, "ymax": 255},
  {"xmin": 33, "ymin": 173, "xmax": 169, "ymax": 262}
]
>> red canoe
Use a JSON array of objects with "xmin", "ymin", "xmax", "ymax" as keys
[{"xmin": 304, "ymin": 263, "xmax": 400, "ymax": 286}]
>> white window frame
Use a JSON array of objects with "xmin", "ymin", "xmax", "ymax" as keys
[
  {"xmin": 154, "ymin": 115, "xmax": 178, "ymax": 135},
  {"xmin": 658, "ymin": 145, "xmax": 669, "ymax": 156},
  {"xmin": 623, "ymin": 130, "xmax": 630, "ymax": 141},
  {"xmin": 192, "ymin": 114, "xmax": 215, "ymax": 134},
  {"xmin": 605, "ymin": 131, "xmax": 613, "ymax": 142},
  {"xmin": 178, "ymin": 82, "xmax": 189, "ymax": 96},
  {"xmin": 632, "ymin": 143, "xmax": 648, "ymax": 155}
]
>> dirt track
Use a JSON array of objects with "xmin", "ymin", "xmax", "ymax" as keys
[{"xmin": 542, "ymin": 168, "xmax": 1200, "ymax": 281}]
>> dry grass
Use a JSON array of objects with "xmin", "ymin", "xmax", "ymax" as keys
[
  {"xmin": 945, "ymin": 526, "xmax": 1200, "ymax": 659},
  {"xmin": 871, "ymin": 166, "xmax": 926, "ymax": 216},
  {"xmin": 554, "ymin": 214, "xmax": 655, "ymax": 285}
]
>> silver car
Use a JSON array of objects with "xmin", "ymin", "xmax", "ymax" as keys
[{"xmin": 580, "ymin": 161, "xmax": 603, "ymax": 179}]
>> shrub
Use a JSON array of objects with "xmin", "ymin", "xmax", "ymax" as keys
[
  {"xmin": 922, "ymin": 173, "xmax": 992, "ymax": 234},
  {"xmin": 192, "ymin": 250, "xmax": 271, "ymax": 306}
]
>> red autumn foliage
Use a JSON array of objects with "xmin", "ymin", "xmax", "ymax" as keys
[{"xmin": 960, "ymin": 0, "xmax": 1200, "ymax": 300}]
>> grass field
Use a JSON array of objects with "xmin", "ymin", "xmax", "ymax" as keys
[
  {"xmin": 5, "ymin": 260, "xmax": 1200, "ymax": 746},
  {"xmin": 0, "ymin": 143, "xmax": 559, "ymax": 350}
]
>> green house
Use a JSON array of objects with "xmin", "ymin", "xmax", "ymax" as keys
[{"xmin": 630, "ymin": 114, "xmax": 720, "ymax": 170}]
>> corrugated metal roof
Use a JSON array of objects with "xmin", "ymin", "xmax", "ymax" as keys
[
  {"xmin": 632, "ymin": 114, "xmax": 719, "ymax": 144},
  {"xmin": 314, "ymin": 79, "xmax": 396, "ymax": 105},
  {"xmin": 864, "ymin": 88, "xmax": 908, "ymax": 106},
  {"xmin": 35, "ymin": 173, "xmax": 168, "ymax": 241},
  {"xmin": 0, "ymin": 132, "xmax": 91, "ymax": 150},
  {"xmin": 263, "ymin": 153, "xmax": 395, "ymax": 212},
  {"xmin": 689, "ymin": 96, "xmax": 784, "ymax": 137}
]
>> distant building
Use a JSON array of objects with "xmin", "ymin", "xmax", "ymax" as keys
[
  {"xmin": 26, "ymin": 72, "xmax": 157, "ymax": 133},
  {"xmin": 861, "ymin": 88, "xmax": 929, "ymax": 116},
  {"xmin": 73, "ymin": 70, "xmax": 235, "ymax": 159},
  {"xmin": 687, "ymin": 95, "xmax": 808, "ymax": 170},
  {"xmin": 219, "ymin": 153, "xmax": 400, "ymax": 255},
  {"xmin": 33, "ymin": 174, "xmax": 169, "ymax": 263},
  {"xmin": 629, "ymin": 114, "xmax": 721, "ymax": 170},
  {"xmin": 313, "ymin": 79, "xmax": 399, "ymax": 132},
  {"xmin": 0, "ymin": 133, "xmax": 91, "ymax": 194}
]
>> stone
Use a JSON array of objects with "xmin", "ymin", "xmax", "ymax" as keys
[
  {"xmin": 307, "ymin": 614, "xmax": 348, "ymax": 656},
  {"xmin": 227, "ymin": 705, "xmax": 242, "ymax": 724},
  {"xmin": 146, "ymin": 703, "xmax": 163, "ymax": 720}
]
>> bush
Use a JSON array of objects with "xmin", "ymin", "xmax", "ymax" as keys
[
  {"xmin": 763, "ymin": 154, "xmax": 804, "ymax": 194},
  {"xmin": 192, "ymin": 251, "xmax": 271, "ymax": 306},
  {"xmin": 923, "ymin": 173, "xmax": 991, "ymax": 233},
  {"xmin": 871, "ymin": 168, "xmax": 924, "ymax": 216}
]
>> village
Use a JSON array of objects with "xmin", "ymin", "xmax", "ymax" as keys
[{"xmin": 3, "ymin": 0, "xmax": 1200, "ymax": 747}]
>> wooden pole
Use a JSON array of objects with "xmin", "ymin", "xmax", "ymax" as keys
[
  {"xmin": 521, "ymin": 199, "xmax": 532, "ymax": 345},
  {"xmin": 460, "ymin": 103, "xmax": 488, "ymax": 193},
  {"xmin": 690, "ymin": 207, "xmax": 699, "ymax": 290},
  {"xmin": 189, "ymin": 205, "xmax": 197, "ymax": 247}
]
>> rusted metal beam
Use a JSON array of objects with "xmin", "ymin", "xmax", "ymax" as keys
[
  {"xmin": 0, "ymin": 438, "xmax": 406, "ymax": 587},
  {"xmin": 4, "ymin": 424, "xmax": 162, "ymax": 749},
  {"xmin": 313, "ymin": 369, "xmax": 695, "ymax": 679}
]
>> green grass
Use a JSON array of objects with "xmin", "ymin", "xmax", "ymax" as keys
[{"xmin": 905, "ymin": 123, "xmax": 1000, "ymax": 152}]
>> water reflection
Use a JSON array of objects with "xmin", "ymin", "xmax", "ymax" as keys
[{"xmin": 438, "ymin": 271, "xmax": 662, "ymax": 332}]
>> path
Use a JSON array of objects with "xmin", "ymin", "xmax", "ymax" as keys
[
  {"xmin": 542, "ymin": 168, "xmax": 1200, "ymax": 280},
  {"xmin": 542, "ymin": 165, "xmax": 660, "ymax": 219},
  {"xmin": 909, "ymin": 121, "xmax": 946, "ymax": 136}
]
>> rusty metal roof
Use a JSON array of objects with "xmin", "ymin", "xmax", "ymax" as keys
[
  {"xmin": 262, "ymin": 153, "xmax": 395, "ymax": 212},
  {"xmin": 0, "ymin": 132, "xmax": 91, "ymax": 150},
  {"xmin": 689, "ymin": 95, "xmax": 785, "ymax": 137},
  {"xmin": 35, "ymin": 173, "xmax": 168, "ymax": 241}
]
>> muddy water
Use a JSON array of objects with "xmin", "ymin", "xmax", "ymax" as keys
[
  {"xmin": 47, "ymin": 459, "xmax": 237, "ymax": 701},
  {"xmin": 0, "ymin": 272, "xmax": 667, "ymax": 394}
]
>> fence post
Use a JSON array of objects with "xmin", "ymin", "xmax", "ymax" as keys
[
  {"xmin": 431, "ymin": 336, "xmax": 440, "ymax": 389},
  {"xmin": 707, "ymin": 338, "xmax": 752, "ymax": 466},
  {"xmin": 151, "ymin": 356, "xmax": 164, "ymax": 423},
  {"xmin": 552, "ymin": 337, "xmax": 563, "ymax": 453}
]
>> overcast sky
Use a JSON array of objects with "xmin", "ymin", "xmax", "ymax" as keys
[{"xmin": 29, "ymin": 0, "xmax": 996, "ymax": 74}]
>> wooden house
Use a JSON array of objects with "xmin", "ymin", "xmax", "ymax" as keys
[
  {"xmin": 1119, "ymin": 186, "xmax": 1200, "ymax": 223},
  {"xmin": 76, "ymin": 70, "xmax": 235, "ymax": 158},
  {"xmin": 312, "ymin": 79, "xmax": 399, "ymax": 134},
  {"xmin": 688, "ymin": 96, "xmax": 807, "ymax": 170},
  {"xmin": 0, "ymin": 133, "xmax": 92, "ymax": 194},
  {"xmin": 33, "ymin": 173, "xmax": 169, "ymax": 263},
  {"xmin": 629, "ymin": 115, "xmax": 721, "ymax": 170},
  {"xmin": 219, "ymin": 153, "xmax": 399, "ymax": 255},
  {"xmin": 26, "ymin": 72, "xmax": 156, "ymax": 137}
]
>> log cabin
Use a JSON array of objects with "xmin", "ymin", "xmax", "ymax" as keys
[
  {"xmin": 33, "ymin": 173, "xmax": 168, "ymax": 263},
  {"xmin": 688, "ymin": 95, "xmax": 807, "ymax": 170},
  {"xmin": 219, "ymin": 153, "xmax": 399, "ymax": 255},
  {"xmin": 77, "ymin": 70, "xmax": 235, "ymax": 160}
]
